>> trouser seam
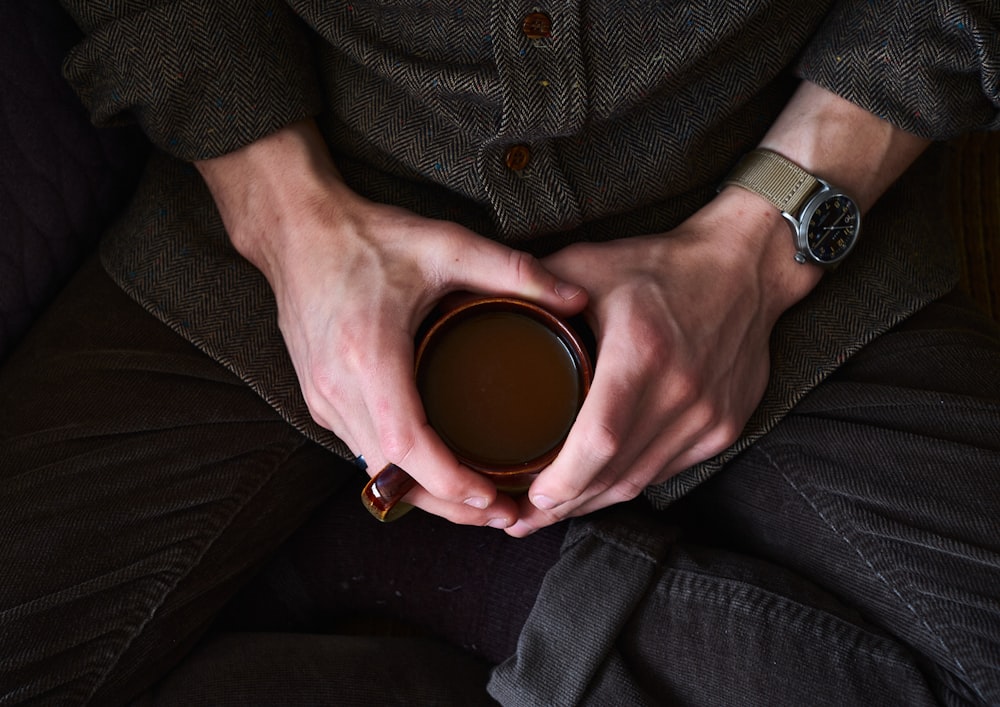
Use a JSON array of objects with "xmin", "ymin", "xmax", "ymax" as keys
[
  {"xmin": 655, "ymin": 565, "xmax": 928, "ymax": 668},
  {"xmin": 757, "ymin": 445, "xmax": 978, "ymax": 697}
]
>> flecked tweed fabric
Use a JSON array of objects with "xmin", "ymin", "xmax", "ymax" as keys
[{"xmin": 58, "ymin": 0, "xmax": 1000, "ymax": 506}]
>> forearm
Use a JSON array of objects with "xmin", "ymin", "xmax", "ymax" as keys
[
  {"xmin": 759, "ymin": 81, "xmax": 931, "ymax": 213},
  {"xmin": 714, "ymin": 80, "xmax": 931, "ymax": 316}
]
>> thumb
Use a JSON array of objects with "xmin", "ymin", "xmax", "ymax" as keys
[{"xmin": 449, "ymin": 238, "xmax": 588, "ymax": 317}]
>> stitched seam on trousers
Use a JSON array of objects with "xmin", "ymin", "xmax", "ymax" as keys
[
  {"xmin": 566, "ymin": 523, "xmax": 672, "ymax": 564},
  {"xmin": 760, "ymin": 447, "xmax": 980, "ymax": 700},
  {"xmin": 654, "ymin": 567, "xmax": 928, "ymax": 671},
  {"xmin": 83, "ymin": 437, "xmax": 313, "ymax": 705}
]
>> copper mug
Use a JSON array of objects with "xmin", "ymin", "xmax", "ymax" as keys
[{"xmin": 361, "ymin": 295, "xmax": 593, "ymax": 521}]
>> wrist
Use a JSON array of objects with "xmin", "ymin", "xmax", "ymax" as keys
[
  {"xmin": 696, "ymin": 187, "xmax": 824, "ymax": 317},
  {"xmin": 195, "ymin": 119, "xmax": 354, "ymax": 278}
]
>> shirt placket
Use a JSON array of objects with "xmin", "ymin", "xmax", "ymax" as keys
[{"xmin": 480, "ymin": 2, "xmax": 588, "ymax": 240}]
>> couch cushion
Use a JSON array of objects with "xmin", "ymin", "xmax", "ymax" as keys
[{"xmin": 0, "ymin": 2, "xmax": 146, "ymax": 361}]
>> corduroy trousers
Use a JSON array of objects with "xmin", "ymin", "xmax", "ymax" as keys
[{"xmin": 1, "ymin": 257, "xmax": 999, "ymax": 706}]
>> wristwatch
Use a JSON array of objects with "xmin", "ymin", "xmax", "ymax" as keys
[{"xmin": 721, "ymin": 148, "xmax": 861, "ymax": 268}]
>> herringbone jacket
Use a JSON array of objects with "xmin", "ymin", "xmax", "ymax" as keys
[{"xmin": 59, "ymin": 0, "xmax": 998, "ymax": 511}]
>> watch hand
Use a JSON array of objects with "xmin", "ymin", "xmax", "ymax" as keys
[
  {"xmin": 813, "ymin": 212, "xmax": 852, "ymax": 247},
  {"xmin": 814, "ymin": 224, "xmax": 850, "ymax": 248}
]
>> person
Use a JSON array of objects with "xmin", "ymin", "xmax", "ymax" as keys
[{"xmin": 1, "ymin": 0, "xmax": 998, "ymax": 704}]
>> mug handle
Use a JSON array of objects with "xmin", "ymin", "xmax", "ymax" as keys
[{"xmin": 361, "ymin": 463, "xmax": 417, "ymax": 522}]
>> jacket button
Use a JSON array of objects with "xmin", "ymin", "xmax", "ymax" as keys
[
  {"xmin": 504, "ymin": 144, "xmax": 532, "ymax": 171},
  {"xmin": 522, "ymin": 12, "xmax": 552, "ymax": 39}
]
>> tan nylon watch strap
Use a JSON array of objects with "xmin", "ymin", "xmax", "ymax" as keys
[{"xmin": 722, "ymin": 149, "xmax": 819, "ymax": 215}]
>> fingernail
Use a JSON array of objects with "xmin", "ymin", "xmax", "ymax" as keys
[
  {"xmin": 464, "ymin": 496, "xmax": 489, "ymax": 509},
  {"xmin": 487, "ymin": 517, "xmax": 512, "ymax": 529},
  {"xmin": 555, "ymin": 281, "xmax": 583, "ymax": 301},
  {"xmin": 508, "ymin": 520, "xmax": 537, "ymax": 536},
  {"xmin": 531, "ymin": 494, "xmax": 558, "ymax": 510}
]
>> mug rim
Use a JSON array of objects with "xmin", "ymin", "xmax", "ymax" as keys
[{"xmin": 414, "ymin": 295, "xmax": 593, "ymax": 479}]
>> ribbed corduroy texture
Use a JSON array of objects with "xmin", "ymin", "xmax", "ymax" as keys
[{"xmin": 951, "ymin": 131, "xmax": 1000, "ymax": 321}]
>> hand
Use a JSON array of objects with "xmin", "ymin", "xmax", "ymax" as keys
[
  {"xmin": 505, "ymin": 75, "xmax": 934, "ymax": 537},
  {"xmin": 505, "ymin": 188, "xmax": 822, "ymax": 536},
  {"xmin": 276, "ymin": 193, "xmax": 588, "ymax": 527},
  {"xmin": 197, "ymin": 121, "xmax": 587, "ymax": 528}
]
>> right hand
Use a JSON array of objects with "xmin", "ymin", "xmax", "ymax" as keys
[{"xmin": 197, "ymin": 120, "xmax": 587, "ymax": 527}]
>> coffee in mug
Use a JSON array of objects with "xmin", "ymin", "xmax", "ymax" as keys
[{"xmin": 415, "ymin": 295, "xmax": 592, "ymax": 489}]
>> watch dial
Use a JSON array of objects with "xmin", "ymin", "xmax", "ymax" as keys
[{"xmin": 807, "ymin": 196, "xmax": 860, "ymax": 263}]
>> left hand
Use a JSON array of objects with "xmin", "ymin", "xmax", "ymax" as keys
[
  {"xmin": 504, "ymin": 79, "xmax": 931, "ymax": 537},
  {"xmin": 506, "ymin": 187, "xmax": 822, "ymax": 536}
]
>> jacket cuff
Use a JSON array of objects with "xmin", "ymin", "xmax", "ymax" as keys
[
  {"xmin": 796, "ymin": 0, "xmax": 1000, "ymax": 140},
  {"xmin": 61, "ymin": 0, "xmax": 323, "ymax": 161}
]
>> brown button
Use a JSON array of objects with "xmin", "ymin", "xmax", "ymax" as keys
[
  {"xmin": 504, "ymin": 144, "xmax": 532, "ymax": 171},
  {"xmin": 522, "ymin": 12, "xmax": 552, "ymax": 40}
]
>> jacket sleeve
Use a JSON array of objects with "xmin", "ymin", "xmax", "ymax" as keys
[
  {"xmin": 797, "ymin": 0, "xmax": 1000, "ymax": 139},
  {"xmin": 59, "ymin": 0, "xmax": 323, "ymax": 161}
]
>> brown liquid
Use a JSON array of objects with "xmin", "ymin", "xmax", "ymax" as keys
[{"xmin": 417, "ymin": 311, "xmax": 581, "ymax": 467}]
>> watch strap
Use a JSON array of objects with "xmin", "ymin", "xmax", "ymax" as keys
[{"xmin": 722, "ymin": 149, "xmax": 819, "ymax": 216}]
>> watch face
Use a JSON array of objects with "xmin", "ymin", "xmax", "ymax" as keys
[{"xmin": 804, "ymin": 192, "xmax": 861, "ymax": 265}]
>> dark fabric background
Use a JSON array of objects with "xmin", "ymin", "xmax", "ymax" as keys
[{"xmin": 0, "ymin": 1, "xmax": 146, "ymax": 362}]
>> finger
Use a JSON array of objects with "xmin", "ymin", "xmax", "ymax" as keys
[
  {"xmin": 507, "ymin": 466, "xmax": 648, "ymax": 537},
  {"xmin": 400, "ymin": 482, "xmax": 520, "ymax": 528},
  {"xmin": 302, "ymin": 314, "xmax": 510, "ymax": 520},
  {"xmin": 438, "ymin": 236, "xmax": 588, "ymax": 317},
  {"xmin": 301, "ymin": 303, "xmax": 519, "ymax": 525},
  {"xmin": 356, "ymin": 338, "xmax": 510, "ymax": 513},
  {"xmin": 359, "ymin": 459, "xmax": 521, "ymax": 527},
  {"xmin": 505, "ymin": 432, "xmax": 673, "ymax": 538},
  {"xmin": 507, "ymin": 398, "xmax": 744, "ymax": 536},
  {"xmin": 506, "ymin": 408, "xmax": 657, "ymax": 538},
  {"xmin": 520, "ymin": 330, "xmax": 652, "ymax": 513}
]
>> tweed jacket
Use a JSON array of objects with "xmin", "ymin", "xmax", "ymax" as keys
[{"xmin": 59, "ymin": 0, "xmax": 999, "ymax": 507}]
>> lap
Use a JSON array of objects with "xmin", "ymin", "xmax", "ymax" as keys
[
  {"xmin": 3, "ymin": 262, "xmax": 998, "ymax": 705},
  {"xmin": 0, "ymin": 258, "xmax": 557, "ymax": 705}
]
